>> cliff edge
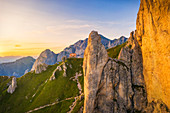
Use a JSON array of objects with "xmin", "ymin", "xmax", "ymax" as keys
[{"xmin": 136, "ymin": 0, "xmax": 170, "ymax": 107}]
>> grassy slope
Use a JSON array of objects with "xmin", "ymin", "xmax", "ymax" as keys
[
  {"xmin": 72, "ymin": 98, "xmax": 84, "ymax": 113},
  {"xmin": 0, "ymin": 76, "xmax": 12, "ymax": 100},
  {"xmin": 0, "ymin": 58, "xmax": 84, "ymax": 113},
  {"xmin": 33, "ymin": 99, "xmax": 75, "ymax": 113},
  {"xmin": 0, "ymin": 42, "xmax": 127, "ymax": 113},
  {"xmin": 107, "ymin": 42, "xmax": 127, "ymax": 59}
]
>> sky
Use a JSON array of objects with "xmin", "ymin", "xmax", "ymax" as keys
[{"xmin": 0, "ymin": 0, "xmax": 140, "ymax": 57}]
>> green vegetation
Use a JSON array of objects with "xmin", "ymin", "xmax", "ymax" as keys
[
  {"xmin": 107, "ymin": 42, "xmax": 127, "ymax": 58},
  {"xmin": 0, "ymin": 58, "xmax": 84, "ymax": 113},
  {"xmin": 33, "ymin": 99, "xmax": 75, "ymax": 113},
  {"xmin": 0, "ymin": 76, "xmax": 12, "ymax": 100},
  {"xmin": 72, "ymin": 98, "xmax": 84, "ymax": 113},
  {"xmin": 0, "ymin": 41, "xmax": 130, "ymax": 113},
  {"xmin": 0, "ymin": 41, "xmax": 131, "ymax": 113}
]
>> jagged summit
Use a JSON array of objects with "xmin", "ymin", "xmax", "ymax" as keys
[
  {"xmin": 83, "ymin": 29, "xmax": 169, "ymax": 112},
  {"xmin": 88, "ymin": 31, "xmax": 101, "ymax": 44},
  {"xmin": 55, "ymin": 34, "xmax": 127, "ymax": 61},
  {"xmin": 0, "ymin": 0, "xmax": 169, "ymax": 113},
  {"xmin": 31, "ymin": 34, "xmax": 128, "ymax": 73},
  {"xmin": 31, "ymin": 49, "xmax": 57, "ymax": 74},
  {"xmin": 83, "ymin": 30, "xmax": 109, "ymax": 112},
  {"xmin": 83, "ymin": 0, "xmax": 170, "ymax": 112}
]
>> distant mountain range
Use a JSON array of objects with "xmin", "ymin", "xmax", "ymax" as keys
[
  {"xmin": 0, "ymin": 56, "xmax": 22, "ymax": 64},
  {"xmin": 0, "ymin": 56, "xmax": 35, "ymax": 77},
  {"xmin": 31, "ymin": 35, "xmax": 127, "ymax": 73},
  {"xmin": 55, "ymin": 35, "xmax": 127, "ymax": 62},
  {"xmin": 0, "ymin": 35, "xmax": 127, "ymax": 77}
]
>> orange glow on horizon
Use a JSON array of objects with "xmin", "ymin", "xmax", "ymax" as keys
[{"xmin": 0, "ymin": 46, "xmax": 65, "ymax": 57}]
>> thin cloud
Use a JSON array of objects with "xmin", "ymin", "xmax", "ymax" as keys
[
  {"xmin": 66, "ymin": 19, "xmax": 87, "ymax": 23},
  {"xmin": 97, "ymin": 21, "xmax": 121, "ymax": 25},
  {"xmin": 15, "ymin": 45, "xmax": 21, "ymax": 47}
]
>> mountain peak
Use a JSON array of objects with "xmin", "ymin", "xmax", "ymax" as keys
[
  {"xmin": 31, "ymin": 49, "xmax": 57, "ymax": 74},
  {"xmin": 55, "ymin": 34, "xmax": 127, "ymax": 62},
  {"xmin": 88, "ymin": 31, "xmax": 101, "ymax": 44}
]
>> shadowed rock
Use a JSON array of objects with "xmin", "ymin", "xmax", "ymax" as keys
[{"xmin": 83, "ymin": 31, "xmax": 109, "ymax": 113}]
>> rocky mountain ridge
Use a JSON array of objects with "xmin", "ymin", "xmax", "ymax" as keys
[
  {"xmin": 83, "ymin": 0, "xmax": 170, "ymax": 112},
  {"xmin": 0, "ymin": 56, "xmax": 35, "ymax": 77},
  {"xmin": 56, "ymin": 35, "xmax": 127, "ymax": 62},
  {"xmin": 31, "ymin": 49, "xmax": 57, "ymax": 74},
  {"xmin": 83, "ymin": 30, "xmax": 169, "ymax": 113},
  {"xmin": 0, "ymin": 0, "xmax": 169, "ymax": 113},
  {"xmin": 31, "ymin": 35, "xmax": 127, "ymax": 74}
]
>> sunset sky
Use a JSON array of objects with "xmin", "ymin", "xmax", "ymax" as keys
[{"xmin": 0, "ymin": 0, "xmax": 140, "ymax": 57}]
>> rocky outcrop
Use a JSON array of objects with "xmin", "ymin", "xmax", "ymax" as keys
[
  {"xmin": 63, "ymin": 62, "xmax": 67, "ymax": 77},
  {"xmin": 83, "ymin": 31, "xmax": 109, "ymax": 113},
  {"xmin": 56, "ymin": 35, "xmax": 127, "ymax": 62},
  {"xmin": 136, "ymin": 0, "xmax": 170, "ymax": 108},
  {"xmin": 33, "ymin": 63, "xmax": 48, "ymax": 74},
  {"xmin": 30, "ymin": 36, "xmax": 127, "ymax": 74},
  {"xmin": 7, "ymin": 77, "xmax": 17, "ymax": 94},
  {"xmin": 31, "ymin": 49, "xmax": 57, "ymax": 74},
  {"xmin": 83, "ymin": 31, "xmax": 147, "ymax": 112},
  {"xmin": 83, "ymin": 30, "xmax": 169, "ymax": 112},
  {"xmin": 50, "ymin": 65, "xmax": 62, "ymax": 81}
]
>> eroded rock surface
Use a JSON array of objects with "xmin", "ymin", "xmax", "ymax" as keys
[
  {"xmin": 83, "ymin": 30, "xmax": 169, "ymax": 112},
  {"xmin": 7, "ymin": 77, "xmax": 17, "ymax": 94},
  {"xmin": 136, "ymin": 0, "xmax": 170, "ymax": 108},
  {"xmin": 83, "ymin": 31, "xmax": 109, "ymax": 113},
  {"xmin": 63, "ymin": 62, "xmax": 67, "ymax": 77},
  {"xmin": 31, "ymin": 49, "xmax": 57, "ymax": 74}
]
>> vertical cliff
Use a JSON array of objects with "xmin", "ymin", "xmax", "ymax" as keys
[
  {"xmin": 83, "ymin": 0, "xmax": 169, "ymax": 112},
  {"xmin": 136, "ymin": 0, "xmax": 170, "ymax": 107},
  {"xmin": 83, "ymin": 31, "xmax": 109, "ymax": 112},
  {"xmin": 83, "ymin": 31, "xmax": 150, "ymax": 113}
]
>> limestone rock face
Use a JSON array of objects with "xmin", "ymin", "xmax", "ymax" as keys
[
  {"xmin": 7, "ymin": 77, "xmax": 17, "ymax": 94},
  {"xmin": 118, "ymin": 31, "xmax": 147, "ymax": 112},
  {"xmin": 136, "ymin": 0, "xmax": 170, "ymax": 107},
  {"xmin": 83, "ymin": 30, "xmax": 169, "ymax": 112},
  {"xmin": 62, "ymin": 62, "xmax": 67, "ymax": 77},
  {"xmin": 31, "ymin": 49, "xmax": 57, "ymax": 74},
  {"xmin": 83, "ymin": 31, "xmax": 146, "ymax": 113},
  {"xmin": 33, "ymin": 63, "xmax": 48, "ymax": 74},
  {"xmin": 93, "ymin": 32, "xmax": 148, "ymax": 113},
  {"xmin": 50, "ymin": 65, "xmax": 62, "ymax": 81},
  {"xmin": 83, "ymin": 31, "xmax": 109, "ymax": 112}
]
